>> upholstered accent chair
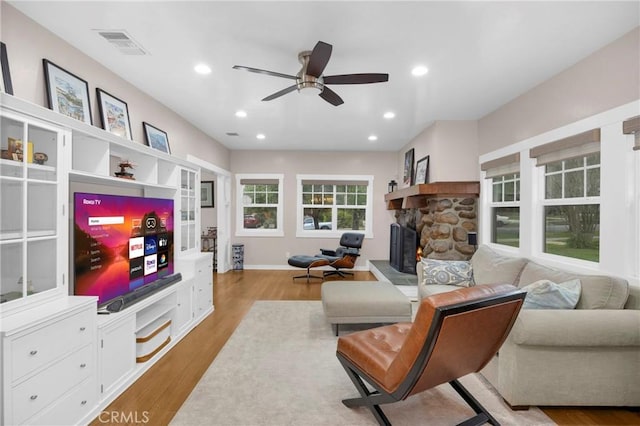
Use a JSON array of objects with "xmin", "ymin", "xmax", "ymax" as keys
[{"xmin": 336, "ymin": 283, "xmax": 526, "ymax": 426}]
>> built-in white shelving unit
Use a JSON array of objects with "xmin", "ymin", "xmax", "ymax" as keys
[{"xmin": 0, "ymin": 93, "xmax": 214, "ymax": 425}]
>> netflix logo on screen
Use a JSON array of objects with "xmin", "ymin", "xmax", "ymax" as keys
[{"xmin": 129, "ymin": 237, "xmax": 144, "ymax": 259}]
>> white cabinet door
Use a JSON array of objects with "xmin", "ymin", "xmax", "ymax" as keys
[
  {"xmin": 174, "ymin": 279, "xmax": 193, "ymax": 333},
  {"xmin": 98, "ymin": 314, "xmax": 136, "ymax": 397}
]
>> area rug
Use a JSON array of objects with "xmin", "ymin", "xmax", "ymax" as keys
[{"xmin": 171, "ymin": 301, "xmax": 555, "ymax": 426}]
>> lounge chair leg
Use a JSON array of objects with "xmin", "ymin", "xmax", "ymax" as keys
[
  {"xmin": 338, "ymin": 357, "xmax": 393, "ymax": 426},
  {"xmin": 450, "ymin": 379, "xmax": 500, "ymax": 426}
]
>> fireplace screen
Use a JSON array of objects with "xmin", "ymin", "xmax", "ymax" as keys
[{"xmin": 390, "ymin": 223, "xmax": 418, "ymax": 274}]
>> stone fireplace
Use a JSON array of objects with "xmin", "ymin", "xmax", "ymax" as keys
[{"xmin": 385, "ymin": 182, "xmax": 480, "ymax": 264}]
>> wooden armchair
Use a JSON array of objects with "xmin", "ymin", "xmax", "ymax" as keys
[{"xmin": 336, "ymin": 283, "xmax": 525, "ymax": 425}]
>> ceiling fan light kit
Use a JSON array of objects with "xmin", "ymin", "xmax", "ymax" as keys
[{"xmin": 233, "ymin": 41, "xmax": 389, "ymax": 106}]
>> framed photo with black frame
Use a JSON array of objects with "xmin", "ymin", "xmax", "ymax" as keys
[
  {"xmin": 97, "ymin": 88, "xmax": 133, "ymax": 140},
  {"xmin": 43, "ymin": 59, "xmax": 92, "ymax": 124},
  {"xmin": 201, "ymin": 181, "xmax": 214, "ymax": 208},
  {"xmin": 403, "ymin": 148, "xmax": 415, "ymax": 185},
  {"xmin": 1, "ymin": 42, "xmax": 13, "ymax": 95},
  {"xmin": 142, "ymin": 122, "xmax": 171, "ymax": 154},
  {"xmin": 414, "ymin": 155, "xmax": 430, "ymax": 184}
]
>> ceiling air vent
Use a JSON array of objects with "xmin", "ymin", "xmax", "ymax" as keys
[
  {"xmin": 226, "ymin": 132, "xmax": 240, "ymax": 136},
  {"xmin": 95, "ymin": 30, "xmax": 147, "ymax": 56}
]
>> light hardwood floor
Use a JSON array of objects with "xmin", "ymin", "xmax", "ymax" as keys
[{"xmin": 92, "ymin": 270, "xmax": 640, "ymax": 425}]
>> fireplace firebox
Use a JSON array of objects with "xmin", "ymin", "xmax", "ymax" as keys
[{"xmin": 390, "ymin": 223, "xmax": 418, "ymax": 274}]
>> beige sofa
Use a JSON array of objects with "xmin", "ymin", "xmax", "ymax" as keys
[{"xmin": 417, "ymin": 245, "xmax": 640, "ymax": 408}]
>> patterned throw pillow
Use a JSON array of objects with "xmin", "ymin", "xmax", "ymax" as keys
[
  {"xmin": 422, "ymin": 259, "xmax": 474, "ymax": 287},
  {"xmin": 520, "ymin": 279, "xmax": 582, "ymax": 309}
]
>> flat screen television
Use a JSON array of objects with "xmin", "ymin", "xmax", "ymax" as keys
[{"xmin": 73, "ymin": 192, "xmax": 175, "ymax": 307}]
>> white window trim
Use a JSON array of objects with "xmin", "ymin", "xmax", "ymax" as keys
[
  {"xmin": 296, "ymin": 174, "xmax": 374, "ymax": 238},
  {"xmin": 235, "ymin": 173, "xmax": 284, "ymax": 237},
  {"xmin": 479, "ymin": 100, "xmax": 640, "ymax": 285}
]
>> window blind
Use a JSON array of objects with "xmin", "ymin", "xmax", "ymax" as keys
[
  {"xmin": 622, "ymin": 116, "xmax": 640, "ymax": 151},
  {"xmin": 480, "ymin": 153, "xmax": 520, "ymax": 179},
  {"xmin": 529, "ymin": 129, "xmax": 600, "ymax": 166}
]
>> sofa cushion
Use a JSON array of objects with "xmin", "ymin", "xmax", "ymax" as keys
[
  {"xmin": 421, "ymin": 258, "xmax": 473, "ymax": 287},
  {"xmin": 517, "ymin": 261, "xmax": 629, "ymax": 309},
  {"xmin": 520, "ymin": 279, "xmax": 581, "ymax": 309},
  {"xmin": 470, "ymin": 245, "xmax": 528, "ymax": 285}
]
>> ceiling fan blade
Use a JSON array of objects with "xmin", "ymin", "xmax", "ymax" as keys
[
  {"xmin": 323, "ymin": 73, "xmax": 389, "ymax": 85},
  {"xmin": 262, "ymin": 84, "xmax": 298, "ymax": 101},
  {"xmin": 319, "ymin": 86, "xmax": 344, "ymax": 106},
  {"xmin": 233, "ymin": 65, "xmax": 297, "ymax": 80},
  {"xmin": 306, "ymin": 41, "xmax": 332, "ymax": 78}
]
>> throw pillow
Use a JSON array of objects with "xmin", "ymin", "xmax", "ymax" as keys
[
  {"xmin": 520, "ymin": 278, "xmax": 582, "ymax": 309},
  {"xmin": 422, "ymin": 259, "xmax": 474, "ymax": 287}
]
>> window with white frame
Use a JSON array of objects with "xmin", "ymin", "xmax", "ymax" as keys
[
  {"xmin": 297, "ymin": 175, "xmax": 373, "ymax": 237},
  {"xmin": 531, "ymin": 129, "xmax": 601, "ymax": 262},
  {"xmin": 482, "ymin": 153, "xmax": 521, "ymax": 247},
  {"xmin": 235, "ymin": 174, "xmax": 283, "ymax": 236}
]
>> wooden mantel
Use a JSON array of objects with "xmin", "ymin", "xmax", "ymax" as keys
[{"xmin": 384, "ymin": 181, "xmax": 480, "ymax": 210}]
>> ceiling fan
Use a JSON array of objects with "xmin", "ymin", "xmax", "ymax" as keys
[{"xmin": 233, "ymin": 41, "xmax": 389, "ymax": 106}]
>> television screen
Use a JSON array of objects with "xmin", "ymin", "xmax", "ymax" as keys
[{"xmin": 73, "ymin": 192, "xmax": 174, "ymax": 306}]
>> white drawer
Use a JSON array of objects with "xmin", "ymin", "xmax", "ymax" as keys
[
  {"xmin": 23, "ymin": 376, "xmax": 96, "ymax": 426},
  {"xmin": 11, "ymin": 306, "xmax": 95, "ymax": 381},
  {"xmin": 12, "ymin": 344, "xmax": 93, "ymax": 425}
]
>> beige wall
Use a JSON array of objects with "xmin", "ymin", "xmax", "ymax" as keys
[
  {"xmin": 230, "ymin": 150, "xmax": 397, "ymax": 267},
  {"xmin": 1, "ymin": 3, "xmax": 230, "ymax": 168},
  {"xmin": 478, "ymin": 26, "xmax": 640, "ymax": 155},
  {"xmin": 396, "ymin": 120, "xmax": 479, "ymax": 187}
]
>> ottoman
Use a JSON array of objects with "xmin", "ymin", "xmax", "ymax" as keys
[
  {"xmin": 288, "ymin": 255, "xmax": 330, "ymax": 283},
  {"xmin": 321, "ymin": 281, "xmax": 412, "ymax": 335}
]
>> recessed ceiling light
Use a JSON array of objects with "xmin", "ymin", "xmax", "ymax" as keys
[
  {"xmin": 368, "ymin": 135, "xmax": 378, "ymax": 141},
  {"xmin": 194, "ymin": 63, "xmax": 212, "ymax": 75},
  {"xmin": 411, "ymin": 65, "xmax": 429, "ymax": 77},
  {"xmin": 383, "ymin": 111, "xmax": 395, "ymax": 119},
  {"xmin": 256, "ymin": 133, "xmax": 266, "ymax": 140},
  {"xmin": 235, "ymin": 110, "xmax": 247, "ymax": 118}
]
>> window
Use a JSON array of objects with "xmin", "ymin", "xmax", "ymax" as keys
[
  {"xmin": 297, "ymin": 175, "xmax": 373, "ymax": 237},
  {"xmin": 529, "ymin": 128, "xmax": 601, "ymax": 262},
  {"xmin": 541, "ymin": 153, "xmax": 600, "ymax": 262},
  {"xmin": 490, "ymin": 174, "xmax": 520, "ymax": 247},
  {"xmin": 235, "ymin": 174, "xmax": 283, "ymax": 236},
  {"xmin": 481, "ymin": 153, "xmax": 520, "ymax": 247}
]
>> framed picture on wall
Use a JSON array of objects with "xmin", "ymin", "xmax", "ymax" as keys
[
  {"xmin": 201, "ymin": 181, "xmax": 214, "ymax": 208},
  {"xmin": 1, "ymin": 42, "xmax": 13, "ymax": 95},
  {"xmin": 97, "ymin": 88, "xmax": 133, "ymax": 140},
  {"xmin": 43, "ymin": 59, "xmax": 92, "ymax": 124},
  {"xmin": 142, "ymin": 122, "xmax": 171, "ymax": 154},
  {"xmin": 414, "ymin": 155, "xmax": 430, "ymax": 184},
  {"xmin": 403, "ymin": 148, "xmax": 414, "ymax": 185}
]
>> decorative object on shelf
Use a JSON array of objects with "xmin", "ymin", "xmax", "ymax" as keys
[
  {"xmin": 403, "ymin": 148, "xmax": 414, "ymax": 185},
  {"xmin": 414, "ymin": 155, "xmax": 430, "ymax": 184},
  {"xmin": 201, "ymin": 180, "xmax": 214, "ymax": 208},
  {"xmin": 387, "ymin": 180, "xmax": 397, "ymax": 193},
  {"xmin": 43, "ymin": 59, "xmax": 92, "ymax": 125},
  {"xmin": 33, "ymin": 152, "xmax": 48, "ymax": 165},
  {"xmin": 97, "ymin": 88, "xmax": 133, "ymax": 140},
  {"xmin": 7, "ymin": 137, "xmax": 23, "ymax": 161},
  {"xmin": 143, "ymin": 121, "xmax": 171, "ymax": 154},
  {"xmin": 0, "ymin": 41, "xmax": 13, "ymax": 95},
  {"xmin": 0, "ymin": 149, "xmax": 9, "ymax": 160},
  {"xmin": 115, "ymin": 160, "xmax": 135, "ymax": 179}
]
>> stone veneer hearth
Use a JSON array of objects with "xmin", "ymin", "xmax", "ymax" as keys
[{"xmin": 394, "ymin": 196, "xmax": 477, "ymax": 261}]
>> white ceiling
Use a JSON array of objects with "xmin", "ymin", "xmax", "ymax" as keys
[{"xmin": 9, "ymin": 1, "xmax": 640, "ymax": 152}]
